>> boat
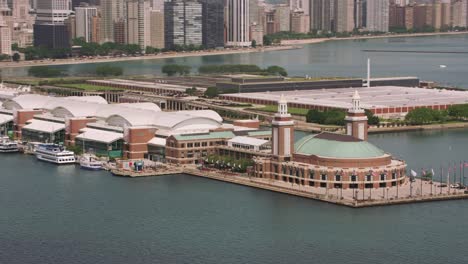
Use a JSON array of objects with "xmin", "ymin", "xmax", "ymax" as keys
[
  {"xmin": 35, "ymin": 144, "xmax": 76, "ymax": 165},
  {"xmin": 440, "ymin": 65, "xmax": 447, "ymax": 68},
  {"xmin": 0, "ymin": 137, "xmax": 19, "ymax": 153},
  {"xmin": 79, "ymin": 154, "xmax": 103, "ymax": 170}
]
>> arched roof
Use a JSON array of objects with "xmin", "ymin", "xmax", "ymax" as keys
[{"xmin": 295, "ymin": 133, "xmax": 386, "ymax": 159}]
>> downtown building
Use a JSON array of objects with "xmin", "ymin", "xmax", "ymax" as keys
[
  {"xmin": 366, "ymin": 0, "xmax": 389, "ymax": 32},
  {"xmin": 33, "ymin": 0, "xmax": 73, "ymax": 49},
  {"xmin": 164, "ymin": 0, "xmax": 202, "ymax": 49},
  {"xmin": 126, "ymin": 0, "xmax": 151, "ymax": 49},
  {"xmin": 200, "ymin": 0, "xmax": 225, "ymax": 49},
  {"xmin": 310, "ymin": 0, "xmax": 335, "ymax": 33},
  {"xmin": 335, "ymin": 0, "xmax": 354, "ymax": 33},
  {"xmin": 74, "ymin": 4, "xmax": 98, "ymax": 43},
  {"xmin": 99, "ymin": 0, "xmax": 125, "ymax": 43},
  {"xmin": 0, "ymin": 0, "xmax": 11, "ymax": 56},
  {"xmin": 226, "ymin": 0, "xmax": 250, "ymax": 47}
]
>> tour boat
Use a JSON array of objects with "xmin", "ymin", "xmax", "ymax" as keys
[
  {"xmin": 79, "ymin": 155, "xmax": 103, "ymax": 171},
  {"xmin": 0, "ymin": 137, "xmax": 19, "ymax": 153},
  {"xmin": 35, "ymin": 144, "xmax": 76, "ymax": 165}
]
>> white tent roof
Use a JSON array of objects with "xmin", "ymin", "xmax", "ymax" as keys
[
  {"xmin": 148, "ymin": 137, "xmax": 166, "ymax": 147},
  {"xmin": 0, "ymin": 113, "xmax": 13, "ymax": 125},
  {"xmin": 76, "ymin": 128, "xmax": 123, "ymax": 144},
  {"xmin": 228, "ymin": 136, "xmax": 269, "ymax": 147},
  {"xmin": 23, "ymin": 119, "xmax": 65, "ymax": 133}
]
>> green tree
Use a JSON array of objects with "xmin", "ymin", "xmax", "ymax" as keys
[
  {"xmin": 204, "ymin": 87, "xmax": 219, "ymax": 98},
  {"xmin": 185, "ymin": 87, "xmax": 198, "ymax": 96},
  {"xmin": 251, "ymin": 40, "xmax": 257, "ymax": 48},
  {"xmin": 365, "ymin": 109, "xmax": 380, "ymax": 125},
  {"xmin": 266, "ymin": 65, "xmax": 288, "ymax": 76},
  {"xmin": 12, "ymin": 53, "xmax": 20, "ymax": 62},
  {"xmin": 405, "ymin": 108, "xmax": 441, "ymax": 125},
  {"xmin": 28, "ymin": 66, "xmax": 64, "ymax": 77},
  {"xmin": 95, "ymin": 65, "xmax": 123, "ymax": 76}
]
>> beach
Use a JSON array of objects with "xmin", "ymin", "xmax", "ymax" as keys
[
  {"xmin": 0, "ymin": 45, "xmax": 299, "ymax": 69},
  {"xmin": 281, "ymin": 31, "xmax": 468, "ymax": 45}
]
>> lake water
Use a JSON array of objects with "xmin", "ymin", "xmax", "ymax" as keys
[
  {"xmin": 2, "ymin": 34, "xmax": 468, "ymax": 88},
  {"xmin": 2, "ymin": 129, "xmax": 468, "ymax": 264}
]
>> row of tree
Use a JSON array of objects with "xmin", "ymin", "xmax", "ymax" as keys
[
  {"xmin": 306, "ymin": 109, "xmax": 380, "ymax": 126},
  {"xmin": 198, "ymin": 64, "xmax": 288, "ymax": 76},
  {"xmin": 28, "ymin": 65, "xmax": 123, "ymax": 78},
  {"xmin": 404, "ymin": 104, "xmax": 468, "ymax": 125}
]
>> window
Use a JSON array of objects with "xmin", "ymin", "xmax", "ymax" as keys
[
  {"xmin": 351, "ymin": 175, "xmax": 357, "ymax": 182},
  {"xmin": 366, "ymin": 175, "xmax": 372, "ymax": 181},
  {"xmin": 380, "ymin": 174, "xmax": 386, "ymax": 181},
  {"xmin": 187, "ymin": 143, "xmax": 193, "ymax": 148},
  {"xmin": 321, "ymin": 174, "xmax": 327, "ymax": 181},
  {"xmin": 309, "ymin": 170, "xmax": 314, "ymax": 179},
  {"xmin": 335, "ymin": 175, "xmax": 341, "ymax": 181},
  {"xmin": 392, "ymin": 172, "xmax": 397, "ymax": 179}
]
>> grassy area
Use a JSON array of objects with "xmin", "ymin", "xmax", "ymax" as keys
[
  {"xmin": 251, "ymin": 105, "xmax": 309, "ymax": 116},
  {"xmin": 58, "ymin": 83, "xmax": 124, "ymax": 91}
]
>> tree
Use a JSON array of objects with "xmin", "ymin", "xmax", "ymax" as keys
[
  {"xmin": 185, "ymin": 87, "xmax": 198, "ymax": 96},
  {"xmin": 12, "ymin": 53, "xmax": 20, "ymax": 62},
  {"xmin": 162, "ymin": 64, "xmax": 178, "ymax": 76},
  {"xmin": 204, "ymin": 87, "xmax": 219, "ymax": 98},
  {"xmin": 365, "ymin": 109, "xmax": 380, "ymax": 125},
  {"xmin": 405, "ymin": 107, "xmax": 442, "ymax": 125},
  {"xmin": 266, "ymin": 65, "xmax": 288, "ymax": 76},
  {"xmin": 28, "ymin": 66, "xmax": 64, "ymax": 77},
  {"xmin": 306, "ymin": 109, "xmax": 345, "ymax": 125},
  {"xmin": 251, "ymin": 40, "xmax": 257, "ymax": 48},
  {"xmin": 95, "ymin": 65, "xmax": 123, "ymax": 76}
]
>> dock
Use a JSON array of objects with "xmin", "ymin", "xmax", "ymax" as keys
[{"xmin": 111, "ymin": 167, "xmax": 183, "ymax": 178}]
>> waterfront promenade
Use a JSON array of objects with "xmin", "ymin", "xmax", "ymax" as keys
[{"xmin": 181, "ymin": 167, "xmax": 468, "ymax": 208}]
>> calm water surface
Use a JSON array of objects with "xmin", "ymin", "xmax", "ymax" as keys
[
  {"xmin": 1, "ymin": 129, "xmax": 468, "ymax": 264},
  {"xmin": 2, "ymin": 35, "xmax": 468, "ymax": 87}
]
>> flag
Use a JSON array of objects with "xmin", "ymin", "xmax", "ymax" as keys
[
  {"xmin": 464, "ymin": 162, "xmax": 468, "ymax": 168},
  {"xmin": 431, "ymin": 169, "xmax": 435, "ymax": 176},
  {"xmin": 411, "ymin": 170, "xmax": 417, "ymax": 177}
]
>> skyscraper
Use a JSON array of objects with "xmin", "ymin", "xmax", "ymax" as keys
[
  {"xmin": 225, "ymin": 0, "xmax": 250, "ymax": 47},
  {"xmin": 0, "ymin": 1, "xmax": 12, "ymax": 55},
  {"xmin": 366, "ymin": 0, "xmax": 389, "ymax": 32},
  {"xmin": 100, "ymin": 0, "xmax": 125, "ymax": 43},
  {"xmin": 34, "ymin": 0, "xmax": 73, "ymax": 48},
  {"xmin": 126, "ymin": 0, "xmax": 151, "ymax": 49},
  {"xmin": 164, "ymin": 0, "xmax": 202, "ymax": 49},
  {"xmin": 75, "ymin": 4, "xmax": 98, "ymax": 42},
  {"xmin": 310, "ymin": 0, "xmax": 333, "ymax": 32},
  {"xmin": 335, "ymin": 0, "xmax": 354, "ymax": 32},
  {"xmin": 200, "ymin": 0, "xmax": 225, "ymax": 49}
]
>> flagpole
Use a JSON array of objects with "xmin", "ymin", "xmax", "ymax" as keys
[
  {"xmin": 447, "ymin": 164, "xmax": 450, "ymax": 195},
  {"xmin": 440, "ymin": 166, "xmax": 442, "ymax": 195},
  {"xmin": 420, "ymin": 168, "xmax": 423, "ymax": 197}
]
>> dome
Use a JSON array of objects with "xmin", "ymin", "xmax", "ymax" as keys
[{"xmin": 295, "ymin": 133, "xmax": 386, "ymax": 159}]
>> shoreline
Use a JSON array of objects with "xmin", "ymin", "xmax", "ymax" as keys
[
  {"xmin": 0, "ymin": 45, "xmax": 299, "ymax": 69},
  {"xmin": 1, "ymin": 31, "xmax": 467, "ymax": 69},
  {"xmin": 281, "ymin": 31, "xmax": 468, "ymax": 45}
]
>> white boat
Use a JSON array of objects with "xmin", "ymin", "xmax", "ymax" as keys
[
  {"xmin": 35, "ymin": 144, "xmax": 76, "ymax": 165},
  {"xmin": 0, "ymin": 137, "xmax": 19, "ymax": 153},
  {"xmin": 79, "ymin": 155, "xmax": 103, "ymax": 170},
  {"xmin": 440, "ymin": 65, "xmax": 447, "ymax": 68}
]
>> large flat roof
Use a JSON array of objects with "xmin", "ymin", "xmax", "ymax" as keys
[{"xmin": 223, "ymin": 86, "xmax": 468, "ymax": 109}]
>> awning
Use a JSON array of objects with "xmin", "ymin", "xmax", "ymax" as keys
[
  {"xmin": 148, "ymin": 137, "xmax": 166, "ymax": 147},
  {"xmin": 0, "ymin": 114, "xmax": 13, "ymax": 125},
  {"xmin": 76, "ymin": 128, "xmax": 123, "ymax": 144},
  {"xmin": 22, "ymin": 119, "xmax": 65, "ymax": 133}
]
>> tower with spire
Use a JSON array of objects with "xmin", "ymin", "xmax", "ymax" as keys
[
  {"xmin": 271, "ymin": 94, "xmax": 295, "ymax": 161},
  {"xmin": 345, "ymin": 90, "xmax": 368, "ymax": 141}
]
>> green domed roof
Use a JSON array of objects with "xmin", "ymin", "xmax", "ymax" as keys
[{"xmin": 295, "ymin": 133, "xmax": 386, "ymax": 159}]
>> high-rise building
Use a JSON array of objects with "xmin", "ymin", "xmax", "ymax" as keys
[
  {"xmin": 126, "ymin": 0, "xmax": 150, "ymax": 49},
  {"xmin": 413, "ymin": 4, "xmax": 433, "ymax": 29},
  {"xmin": 99, "ymin": 0, "xmax": 125, "ymax": 43},
  {"xmin": 34, "ymin": 0, "xmax": 73, "ymax": 48},
  {"xmin": 335, "ymin": 0, "xmax": 354, "ymax": 33},
  {"xmin": 389, "ymin": 2, "xmax": 406, "ymax": 29},
  {"xmin": 405, "ymin": 5, "xmax": 414, "ymax": 30},
  {"xmin": 200, "ymin": 0, "xmax": 224, "ymax": 49},
  {"xmin": 366, "ymin": 0, "xmax": 389, "ymax": 32},
  {"xmin": 310, "ymin": 0, "xmax": 333, "ymax": 32},
  {"xmin": 75, "ymin": 4, "xmax": 98, "ymax": 42},
  {"xmin": 226, "ymin": 0, "xmax": 250, "ymax": 47},
  {"xmin": 451, "ymin": 0, "xmax": 467, "ymax": 28},
  {"xmin": 289, "ymin": 0, "xmax": 309, "ymax": 15},
  {"xmin": 151, "ymin": 0, "xmax": 164, "ymax": 10},
  {"xmin": 440, "ymin": 2, "xmax": 451, "ymax": 29},
  {"xmin": 274, "ymin": 4, "xmax": 290, "ymax": 32},
  {"xmin": 149, "ymin": 10, "xmax": 164, "ymax": 49},
  {"xmin": 11, "ymin": 0, "xmax": 34, "ymax": 47},
  {"xmin": 164, "ymin": 0, "xmax": 203, "ymax": 49},
  {"xmin": 354, "ymin": 0, "xmax": 367, "ymax": 29},
  {"xmin": 291, "ymin": 10, "xmax": 310, "ymax": 33},
  {"xmin": 0, "ymin": 3, "xmax": 12, "ymax": 55}
]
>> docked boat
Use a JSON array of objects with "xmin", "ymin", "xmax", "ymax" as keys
[
  {"xmin": 0, "ymin": 137, "xmax": 19, "ymax": 153},
  {"xmin": 79, "ymin": 155, "xmax": 103, "ymax": 170},
  {"xmin": 35, "ymin": 144, "xmax": 76, "ymax": 165}
]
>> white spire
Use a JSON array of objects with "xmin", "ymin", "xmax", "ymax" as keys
[
  {"xmin": 351, "ymin": 90, "xmax": 363, "ymax": 113},
  {"xmin": 278, "ymin": 94, "xmax": 288, "ymax": 115}
]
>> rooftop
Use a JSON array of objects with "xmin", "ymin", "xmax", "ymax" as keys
[
  {"xmin": 295, "ymin": 133, "xmax": 386, "ymax": 159},
  {"xmin": 223, "ymin": 86, "xmax": 468, "ymax": 110}
]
